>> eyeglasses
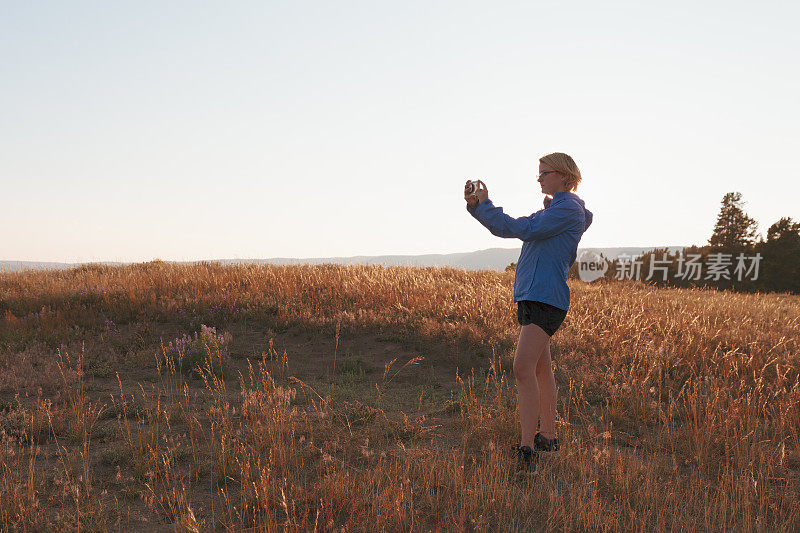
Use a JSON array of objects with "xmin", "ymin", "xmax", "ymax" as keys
[{"xmin": 536, "ymin": 171, "xmax": 561, "ymax": 180}]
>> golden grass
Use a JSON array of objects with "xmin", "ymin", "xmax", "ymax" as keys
[{"xmin": 0, "ymin": 260, "xmax": 798, "ymax": 531}]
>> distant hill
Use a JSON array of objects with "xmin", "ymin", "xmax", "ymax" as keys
[
  {"xmin": 0, "ymin": 261, "xmax": 80, "ymax": 272},
  {"xmin": 1, "ymin": 246, "xmax": 690, "ymax": 273},
  {"xmin": 0, "ymin": 260, "xmax": 126, "ymax": 273}
]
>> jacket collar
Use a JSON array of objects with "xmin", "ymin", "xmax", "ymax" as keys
[{"xmin": 551, "ymin": 191, "xmax": 573, "ymax": 204}]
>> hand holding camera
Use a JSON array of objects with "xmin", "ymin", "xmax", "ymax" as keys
[{"xmin": 464, "ymin": 179, "xmax": 488, "ymax": 208}]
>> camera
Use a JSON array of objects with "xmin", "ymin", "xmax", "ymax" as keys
[{"xmin": 466, "ymin": 180, "xmax": 484, "ymax": 196}]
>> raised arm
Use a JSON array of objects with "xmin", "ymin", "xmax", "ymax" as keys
[{"xmin": 467, "ymin": 199, "xmax": 584, "ymax": 241}]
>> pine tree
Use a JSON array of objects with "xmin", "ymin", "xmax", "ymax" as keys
[
  {"xmin": 766, "ymin": 217, "xmax": 800, "ymax": 245},
  {"xmin": 755, "ymin": 217, "xmax": 800, "ymax": 294},
  {"xmin": 708, "ymin": 192, "xmax": 758, "ymax": 251}
]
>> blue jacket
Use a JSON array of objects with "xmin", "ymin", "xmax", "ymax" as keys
[{"xmin": 466, "ymin": 191, "xmax": 593, "ymax": 310}]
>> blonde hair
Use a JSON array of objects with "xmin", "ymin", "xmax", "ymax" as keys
[{"xmin": 539, "ymin": 152, "xmax": 582, "ymax": 191}]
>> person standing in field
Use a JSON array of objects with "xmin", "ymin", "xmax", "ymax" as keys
[{"xmin": 464, "ymin": 152, "xmax": 593, "ymax": 477}]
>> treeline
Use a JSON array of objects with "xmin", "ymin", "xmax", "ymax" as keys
[{"xmin": 557, "ymin": 192, "xmax": 800, "ymax": 294}]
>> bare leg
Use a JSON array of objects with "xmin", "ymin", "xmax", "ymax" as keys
[
  {"xmin": 513, "ymin": 324, "xmax": 550, "ymax": 448},
  {"xmin": 536, "ymin": 340, "xmax": 557, "ymax": 440}
]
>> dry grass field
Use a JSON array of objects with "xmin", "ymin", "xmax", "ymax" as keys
[{"xmin": 0, "ymin": 261, "xmax": 798, "ymax": 531}]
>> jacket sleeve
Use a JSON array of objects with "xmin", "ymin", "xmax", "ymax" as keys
[{"xmin": 467, "ymin": 199, "xmax": 583, "ymax": 241}]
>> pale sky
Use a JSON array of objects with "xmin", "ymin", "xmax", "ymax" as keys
[{"xmin": 2, "ymin": 1, "xmax": 798, "ymax": 263}]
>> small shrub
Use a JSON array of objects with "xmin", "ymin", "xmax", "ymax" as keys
[{"xmin": 163, "ymin": 324, "xmax": 232, "ymax": 379}]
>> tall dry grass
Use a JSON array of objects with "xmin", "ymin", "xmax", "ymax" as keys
[{"xmin": 0, "ymin": 260, "xmax": 798, "ymax": 531}]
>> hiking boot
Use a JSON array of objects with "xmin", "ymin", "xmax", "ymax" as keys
[
  {"xmin": 533, "ymin": 432, "xmax": 559, "ymax": 453},
  {"xmin": 510, "ymin": 445, "xmax": 537, "ymax": 479}
]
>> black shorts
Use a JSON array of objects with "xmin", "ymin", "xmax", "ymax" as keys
[{"xmin": 517, "ymin": 300, "xmax": 568, "ymax": 337}]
